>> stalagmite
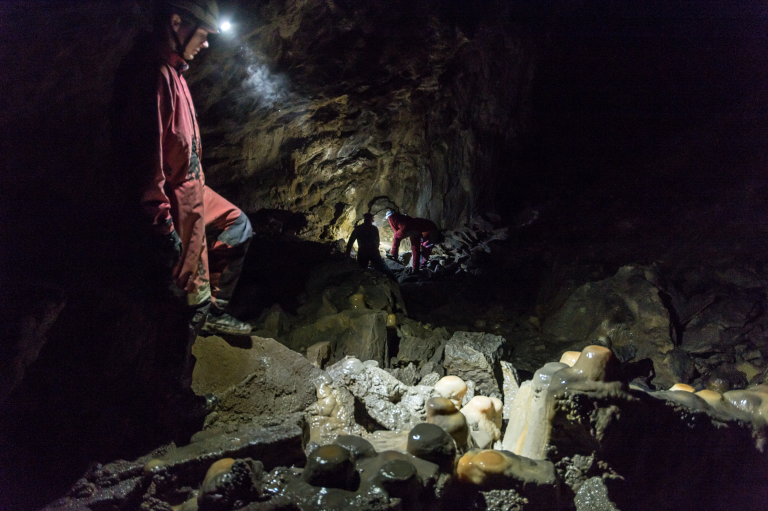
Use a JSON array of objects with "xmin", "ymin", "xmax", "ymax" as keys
[
  {"xmin": 500, "ymin": 361, "xmax": 520, "ymax": 420},
  {"xmin": 456, "ymin": 449, "xmax": 557, "ymax": 488},
  {"xmin": 434, "ymin": 375, "xmax": 468, "ymax": 409},
  {"xmin": 501, "ymin": 380, "xmax": 533, "ymax": 454},
  {"xmin": 669, "ymin": 383, "xmax": 695, "ymax": 392},
  {"xmin": 425, "ymin": 397, "xmax": 471, "ymax": 452},
  {"xmin": 559, "ymin": 351, "xmax": 581, "ymax": 367},
  {"xmin": 502, "ymin": 346, "xmax": 622, "ymax": 460},
  {"xmin": 349, "ymin": 293, "xmax": 367, "ymax": 310},
  {"xmin": 460, "ymin": 395, "xmax": 503, "ymax": 441},
  {"xmin": 723, "ymin": 384, "xmax": 768, "ymax": 422}
]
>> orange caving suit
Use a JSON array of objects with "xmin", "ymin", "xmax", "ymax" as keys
[
  {"xmin": 118, "ymin": 44, "xmax": 252, "ymax": 308},
  {"xmin": 387, "ymin": 212, "xmax": 438, "ymax": 271}
]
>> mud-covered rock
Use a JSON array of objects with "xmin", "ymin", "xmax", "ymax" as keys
[
  {"xmin": 543, "ymin": 266, "xmax": 678, "ymax": 388},
  {"xmin": 199, "ymin": 336, "xmax": 325, "ymax": 427},
  {"xmin": 547, "ymin": 387, "xmax": 768, "ymax": 510},
  {"xmin": 154, "ymin": 424, "xmax": 305, "ymax": 487}
]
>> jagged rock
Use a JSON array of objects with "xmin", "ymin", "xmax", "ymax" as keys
[
  {"xmin": 419, "ymin": 372, "xmax": 441, "ymax": 387},
  {"xmin": 327, "ymin": 358, "xmax": 434, "ymax": 431},
  {"xmin": 543, "ymin": 266, "xmax": 679, "ymax": 389},
  {"xmin": 444, "ymin": 332, "xmax": 506, "ymax": 398},
  {"xmin": 199, "ymin": 336, "xmax": 325, "ymax": 427},
  {"xmin": 573, "ymin": 477, "xmax": 619, "ymax": 511},
  {"xmin": 306, "ymin": 341, "xmax": 333, "ymax": 369},
  {"xmin": 395, "ymin": 319, "xmax": 450, "ymax": 367},
  {"xmin": 387, "ymin": 363, "xmax": 421, "ymax": 386}
]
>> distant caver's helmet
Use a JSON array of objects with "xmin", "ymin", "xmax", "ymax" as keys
[{"xmin": 166, "ymin": 0, "xmax": 220, "ymax": 33}]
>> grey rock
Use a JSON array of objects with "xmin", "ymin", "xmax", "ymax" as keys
[
  {"xmin": 395, "ymin": 319, "xmax": 450, "ymax": 367},
  {"xmin": 387, "ymin": 363, "xmax": 420, "ymax": 386},
  {"xmin": 419, "ymin": 372, "xmax": 441, "ymax": 387},
  {"xmin": 328, "ymin": 359, "xmax": 433, "ymax": 430},
  {"xmin": 444, "ymin": 331, "xmax": 506, "ymax": 398},
  {"xmin": 574, "ymin": 477, "xmax": 619, "ymax": 511}
]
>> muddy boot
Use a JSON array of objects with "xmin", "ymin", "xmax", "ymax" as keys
[{"xmin": 203, "ymin": 307, "xmax": 252, "ymax": 335}]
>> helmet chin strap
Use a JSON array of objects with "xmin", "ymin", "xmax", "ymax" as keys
[{"xmin": 171, "ymin": 21, "xmax": 200, "ymax": 60}]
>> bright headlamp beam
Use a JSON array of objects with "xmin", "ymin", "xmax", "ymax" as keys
[{"xmin": 220, "ymin": 21, "xmax": 232, "ymax": 32}]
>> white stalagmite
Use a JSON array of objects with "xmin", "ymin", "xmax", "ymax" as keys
[
  {"xmin": 502, "ymin": 346, "xmax": 621, "ymax": 460},
  {"xmin": 461, "ymin": 395, "xmax": 503, "ymax": 441},
  {"xmin": 434, "ymin": 375, "xmax": 468, "ymax": 409},
  {"xmin": 517, "ymin": 362, "xmax": 568, "ymax": 459},
  {"xmin": 501, "ymin": 380, "xmax": 532, "ymax": 453}
]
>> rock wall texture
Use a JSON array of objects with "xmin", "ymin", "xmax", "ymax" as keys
[
  {"xmin": 189, "ymin": 0, "xmax": 539, "ymax": 240},
  {"xmin": 1, "ymin": 0, "xmax": 543, "ymax": 258}
]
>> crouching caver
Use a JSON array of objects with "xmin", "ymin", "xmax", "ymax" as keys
[
  {"xmin": 112, "ymin": 0, "xmax": 252, "ymax": 335},
  {"xmin": 385, "ymin": 210, "xmax": 444, "ymax": 271},
  {"xmin": 345, "ymin": 213, "xmax": 396, "ymax": 280}
]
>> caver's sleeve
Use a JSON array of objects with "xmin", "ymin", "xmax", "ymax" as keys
[{"xmin": 140, "ymin": 68, "xmax": 175, "ymax": 235}]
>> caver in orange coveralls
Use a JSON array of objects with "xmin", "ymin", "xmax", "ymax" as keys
[{"xmin": 141, "ymin": 52, "xmax": 252, "ymax": 310}]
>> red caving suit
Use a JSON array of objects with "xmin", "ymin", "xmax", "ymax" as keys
[
  {"xmin": 142, "ymin": 52, "xmax": 251, "ymax": 307},
  {"xmin": 388, "ymin": 212, "xmax": 438, "ymax": 271}
]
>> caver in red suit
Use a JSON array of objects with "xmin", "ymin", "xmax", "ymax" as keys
[
  {"xmin": 112, "ymin": 28, "xmax": 251, "ymax": 333},
  {"xmin": 142, "ymin": 52, "xmax": 252, "ymax": 310},
  {"xmin": 387, "ymin": 211, "xmax": 440, "ymax": 271}
]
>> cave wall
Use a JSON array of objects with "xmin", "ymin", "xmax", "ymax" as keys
[{"xmin": 188, "ymin": 0, "xmax": 539, "ymax": 240}]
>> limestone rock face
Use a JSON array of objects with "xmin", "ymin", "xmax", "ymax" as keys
[
  {"xmin": 543, "ymin": 266, "xmax": 678, "ymax": 388},
  {"xmin": 197, "ymin": 336, "xmax": 325, "ymax": 426},
  {"xmin": 443, "ymin": 331, "xmax": 507, "ymax": 398},
  {"xmin": 187, "ymin": 0, "xmax": 537, "ymax": 240}
]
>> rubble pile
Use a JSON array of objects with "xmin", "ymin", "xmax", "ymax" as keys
[
  {"xmin": 46, "ymin": 336, "xmax": 768, "ymax": 511},
  {"xmin": 38, "ymin": 263, "xmax": 768, "ymax": 510}
]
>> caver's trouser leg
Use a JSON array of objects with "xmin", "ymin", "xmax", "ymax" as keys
[
  {"xmin": 203, "ymin": 186, "xmax": 253, "ymax": 311},
  {"xmin": 358, "ymin": 248, "xmax": 396, "ymax": 280}
]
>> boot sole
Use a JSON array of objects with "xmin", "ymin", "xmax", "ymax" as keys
[{"xmin": 202, "ymin": 324, "xmax": 252, "ymax": 335}]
